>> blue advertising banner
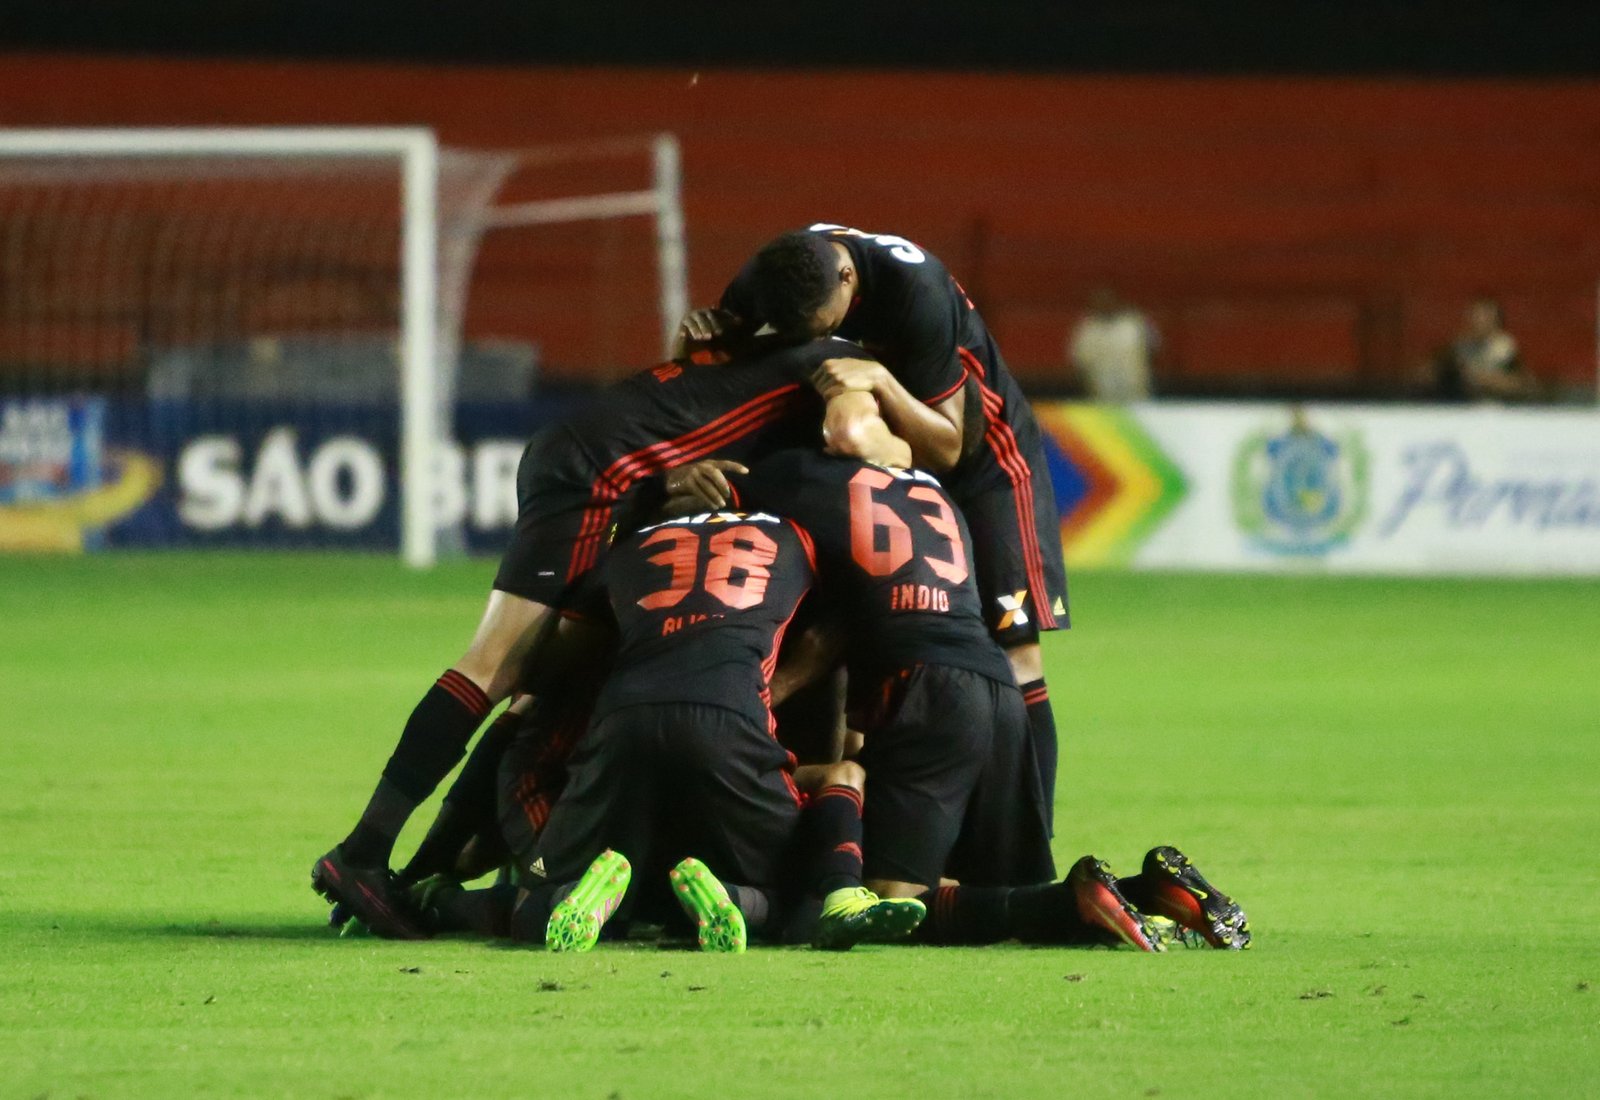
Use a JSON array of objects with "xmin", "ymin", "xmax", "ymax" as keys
[{"xmin": 0, "ymin": 396, "xmax": 581, "ymax": 555}]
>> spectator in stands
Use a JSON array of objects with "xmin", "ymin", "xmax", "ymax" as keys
[
  {"xmin": 1432, "ymin": 296, "xmax": 1534, "ymax": 402},
  {"xmin": 1067, "ymin": 286, "xmax": 1158, "ymax": 402}
]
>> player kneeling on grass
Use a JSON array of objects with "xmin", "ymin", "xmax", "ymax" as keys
[{"xmin": 510, "ymin": 507, "xmax": 920, "ymax": 953}]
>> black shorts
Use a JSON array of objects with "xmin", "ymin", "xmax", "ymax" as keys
[
  {"xmin": 492, "ymin": 428, "xmax": 618, "ymax": 607},
  {"xmin": 528, "ymin": 702, "xmax": 802, "ymax": 900},
  {"xmin": 949, "ymin": 335, "xmax": 1071, "ymax": 648},
  {"xmin": 498, "ymin": 692, "xmax": 594, "ymax": 882},
  {"xmin": 855, "ymin": 664, "xmax": 998, "ymax": 889},
  {"xmin": 944, "ymin": 679, "xmax": 1056, "ymax": 887}
]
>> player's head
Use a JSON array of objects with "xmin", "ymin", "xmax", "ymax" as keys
[{"xmin": 749, "ymin": 231, "xmax": 856, "ymax": 340}]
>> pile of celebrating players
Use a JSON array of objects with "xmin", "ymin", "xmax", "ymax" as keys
[{"xmin": 310, "ymin": 225, "xmax": 1251, "ymax": 953}]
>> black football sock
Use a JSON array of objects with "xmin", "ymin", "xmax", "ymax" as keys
[
  {"xmin": 342, "ymin": 670, "xmax": 493, "ymax": 867},
  {"xmin": 729, "ymin": 884, "xmax": 773, "ymax": 933},
  {"xmin": 508, "ymin": 881, "xmax": 571, "ymax": 943},
  {"xmin": 432, "ymin": 882, "xmax": 516, "ymax": 937},
  {"xmin": 804, "ymin": 784, "xmax": 866, "ymax": 897},
  {"xmin": 398, "ymin": 707, "xmax": 519, "ymax": 884},
  {"xmin": 915, "ymin": 885, "xmax": 1011, "ymax": 945},
  {"xmin": 1006, "ymin": 881, "xmax": 1091, "ymax": 944},
  {"xmin": 1021, "ymin": 679, "xmax": 1059, "ymax": 834},
  {"xmin": 1114, "ymin": 873, "xmax": 1154, "ymax": 912}
]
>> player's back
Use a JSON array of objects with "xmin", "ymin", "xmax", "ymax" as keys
[
  {"xmin": 591, "ymin": 510, "xmax": 815, "ymax": 732},
  {"xmin": 552, "ymin": 337, "xmax": 856, "ymax": 484},
  {"xmin": 730, "ymin": 450, "xmax": 1011, "ymax": 685}
]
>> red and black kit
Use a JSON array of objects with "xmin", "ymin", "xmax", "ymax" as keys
[
  {"xmin": 526, "ymin": 511, "xmax": 816, "ymax": 903},
  {"xmin": 491, "ymin": 337, "xmax": 855, "ymax": 607},
  {"xmin": 721, "ymin": 224, "xmax": 1069, "ymax": 647},
  {"xmin": 731, "ymin": 450, "xmax": 1031, "ymax": 888}
]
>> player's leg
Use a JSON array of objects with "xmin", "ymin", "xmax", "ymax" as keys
[
  {"xmin": 949, "ymin": 338, "xmax": 1070, "ymax": 833},
  {"xmin": 916, "ymin": 856, "xmax": 1163, "ymax": 951},
  {"xmin": 955, "ymin": 476, "xmax": 1068, "ymax": 835},
  {"xmin": 942, "ymin": 677, "xmax": 1055, "ymax": 889},
  {"xmin": 511, "ymin": 706, "xmax": 661, "ymax": 947},
  {"xmin": 792, "ymin": 760, "xmax": 927, "ymax": 949},
  {"xmin": 858, "ymin": 666, "xmax": 994, "ymax": 900},
  {"xmin": 313, "ymin": 438, "xmax": 609, "ymax": 935},
  {"xmin": 656, "ymin": 703, "xmax": 812, "ymax": 949},
  {"xmin": 497, "ymin": 684, "xmax": 596, "ymax": 886},
  {"xmin": 397, "ymin": 694, "xmax": 533, "ymax": 887},
  {"xmin": 311, "ymin": 589, "xmax": 556, "ymax": 937}
]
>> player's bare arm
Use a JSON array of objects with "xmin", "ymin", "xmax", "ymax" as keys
[
  {"xmin": 769, "ymin": 618, "xmax": 846, "ymax": 709},
  {"xmin": 821, "ymin": 390, "xmax": 914, "ymax": 469},
  {"xmin": 812, "ymin": 357, "xmax": 962, "ymax": 472}
]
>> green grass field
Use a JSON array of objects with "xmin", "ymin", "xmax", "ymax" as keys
[{"xmin": 3, "ymin": 554, "xmax": 1597, "ymax": 1098}]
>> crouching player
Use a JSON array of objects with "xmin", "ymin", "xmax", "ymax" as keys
[{"xmin": 504, "ymin": 504, "xmax": 925, "ymax": 952}]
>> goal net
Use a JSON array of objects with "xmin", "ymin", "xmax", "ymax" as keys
[{"xmin": 0, "ymin": 128, "xmax": 687, "ymax": 565}]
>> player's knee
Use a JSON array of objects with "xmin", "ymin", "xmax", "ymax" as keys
[
  {"xmin": 818, "ymin": 758, "xmax": 865, "ymax": 794},
  {"xmin": 450, "ymin": 650, "xmax": 516, "ymax": 704},
  {"xmin": 1004, "ymin": 642, "xmax": 1044, "ymax": 685}
]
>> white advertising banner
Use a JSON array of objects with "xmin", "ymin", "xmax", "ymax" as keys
[{"xmin": 1129, "ymin": 403, "xmax": 1600, "ymax": 575}]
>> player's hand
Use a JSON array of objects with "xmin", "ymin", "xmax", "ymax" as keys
[
  {"xmin": 812, "ymin": 357, "xmax": 887, "ymax": 400},
  {"xmin": 664, "ymin": 459, "xmax": 749, "ymax": 510},
  {"xmin": 676, "ymin": 308, "xmax": 739, "ymax": 348}
]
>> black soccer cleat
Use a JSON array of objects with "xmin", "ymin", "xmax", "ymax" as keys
[
  {"xmin": 311, "ymin": 846, "xmax": 429, "ymax": 941},
  {"xmin": 1066, "ymin": 855, "xmax": 1164, "ymax": 952},
  {"xmin": 1127, "ymin": 846, "xmax": 1251, "ymax": 950}
]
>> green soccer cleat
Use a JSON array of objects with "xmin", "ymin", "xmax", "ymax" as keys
[
  {"xmin": 1142, "ymin": 915, "xmax": 1205, "ymax": 950},
  {"xmin": 545, "ymin": 849, "xmax": 631, "ymax": 953},
  {"xmin": 669, "ymin": 858, "xmax": 747, "ymax": 953},
  {"xmin": 812, "ymin": 886, "xmax": 927, "ymax": 951}
]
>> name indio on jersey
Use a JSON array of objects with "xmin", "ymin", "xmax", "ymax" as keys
[{"xmin": 889, "ymin": 582, "xmax": 952, "ymax": 613}]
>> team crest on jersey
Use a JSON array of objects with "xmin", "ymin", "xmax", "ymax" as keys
[
  {"xmin": 996, "ymin": 589, "xmax": 1030, "ymax": 630},
  {"xmin": 1232, "ymin": 408, "xmax": 1368, "ymax": 556}
]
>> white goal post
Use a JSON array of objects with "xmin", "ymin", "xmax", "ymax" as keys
[{"xmin": 0, "ymin": 127, "xmax": 689, "ymax": 567}]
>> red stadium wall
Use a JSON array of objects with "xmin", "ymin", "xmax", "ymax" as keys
[{"xmin": 4, "ymin": 56, "xmax": 1598, "ymax": 391}]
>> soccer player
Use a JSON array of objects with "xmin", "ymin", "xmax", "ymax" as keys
[
  {"xmin": 726, "ymin": 450, "xmax": 1063, "ymax": 914},
  {"xmin": 683, "ymin": 224, "xmax": 1071, "ymax": 832},
  {"xmin": 311, "ymin": 336, "xmax": 895, "ymax": 938},
  {"xmin": 521, "ymin": 507, "xmax": 820, "ymax": 951}
]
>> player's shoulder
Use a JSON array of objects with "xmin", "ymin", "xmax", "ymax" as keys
[{"xmin": 730, "ymin": 334, "xmax": 863, "ymax": 371}]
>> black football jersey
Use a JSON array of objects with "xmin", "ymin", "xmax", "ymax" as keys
[
  {"xmin": 590, "ymin": 510, "xmax": 816, "ymax": 731},
  {"xmin": 721, "ymin": 224, "xmax": 980, "ymax": 408},
  {"xmin": 550, "ymin": 336, "xmax": 865, "ymax": 494},
  {"xmin": 729, "ymin": 451, "xmax": 1012, "ymax": 684}
]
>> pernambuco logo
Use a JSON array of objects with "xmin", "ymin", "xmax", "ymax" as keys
[{"xmin": 1231, "ymin": 408, "xmax": 1369, "ymax": 555}]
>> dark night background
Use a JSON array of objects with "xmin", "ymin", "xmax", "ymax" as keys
[{"xmin": 5, "ymin": 1, "xmax": 1599, "ymax": 76}]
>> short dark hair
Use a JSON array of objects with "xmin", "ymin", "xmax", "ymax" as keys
[{"xmin": 749, "ymin": 231, "xmax": 841, "ymax": 337}]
